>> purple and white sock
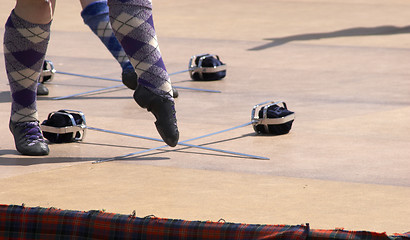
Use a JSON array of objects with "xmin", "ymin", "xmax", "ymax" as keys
[
  {"xmin": 107, "ymin": 0, "xmax": 173, "ymax": 100},
  {"xmin": 4, "ymin": 11, "xmax": 51, "ymax": 122}
]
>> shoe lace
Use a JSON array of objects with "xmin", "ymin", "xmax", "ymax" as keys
[{"xmin": 16, "ymin": 121, "xmax": 46, "ymax": 145}]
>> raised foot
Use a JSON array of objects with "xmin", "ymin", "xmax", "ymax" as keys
[{"xmin": 133, "ymin": 85, "xmax": 179, "ymax": 147}]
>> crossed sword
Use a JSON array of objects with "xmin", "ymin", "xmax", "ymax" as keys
[{"xmin": 43, "ymin": 69, "xmax": 268, "ymax": 162}]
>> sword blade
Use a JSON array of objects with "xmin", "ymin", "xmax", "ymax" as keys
[
  {"xmin": 52, "ymin": 84, "xmax": 124, "ymax": 100},
  {"xmin": 53, "ymin": 70, "xmax": 219, "ymax": 99},
  {"xmin": 56, "ymin": 69, "xmax": 188, "ymax": 83},
  {"xmin": 56, "ymin": 71, "xmax": 122, "ymax": 82}
]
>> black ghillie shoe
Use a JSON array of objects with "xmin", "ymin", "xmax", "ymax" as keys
[
  {"xmin": 122, "ymin": 70, "xmax": 179, "ymax": 98},
  {"xmin": 9, "ymin": 121, "xmax": 49, "ymax": 156},
  {"xmin": 133, "ymin": 85, "xmax": 179, "ymax": 147},
  {"xmin": 122, "ymin": 70, "xmax": 139, "ymax": 90},
  {"xmin": 172, "ymin": 87, "xmax": 179, "ymax": 98},
  {"xmin": 36, "ymin": 83, "xmax": 49, "ymax": 96}
]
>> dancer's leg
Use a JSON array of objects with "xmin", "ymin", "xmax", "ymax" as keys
[
  {"xmin": 4, "ymin": 0, "xmax": 55, "ymax": 155},
  {"xmin": 80, "ymin": 0, "xmax": 138, "ymax": 89},
  {"xmin": 108, "ymin": 0, "xmax": 179, "ymax": 147},
  {"xmin": 80, "ymin": 0, "xmax": 178, "ymax": 97}
]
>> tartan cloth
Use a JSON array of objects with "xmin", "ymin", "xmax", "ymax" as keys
[
  {"xmin": 0, "ymin": 205, "xmax": 308, "ymax": 240},
  {"xmin": 389, "ymin": 232, "xmax": 410, "ymax": 240},
  {"xmin": 1, "ymin": 204, "xmax": 408, "ymax": 240},
  {"xmin": 308, "ymin": 229, "xmax": 391, "ymax": 240}
]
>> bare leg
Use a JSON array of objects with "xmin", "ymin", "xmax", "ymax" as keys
[{"xmin": 14, "ymin": 0, "xmax": 56, "ymax": 24}]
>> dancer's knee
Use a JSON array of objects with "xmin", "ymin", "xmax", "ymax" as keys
[{"xmin": 14, "ymin": 0, "xmax": 55, "ymax": 24}]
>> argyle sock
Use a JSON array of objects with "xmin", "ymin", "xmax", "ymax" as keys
[
  {"xmin": 4, "ymin": 11, "xmax": 51, "ymax": 122},
  {"xmin": 81, "ymin": 0, "xmax": 134, "ymax": 73},
  {"xmin": 107, "ymin": 0, "xmax": 173, "ymax": 100}
]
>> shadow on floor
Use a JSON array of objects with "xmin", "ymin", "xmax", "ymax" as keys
[
  {"xmin": 249, "ymin": 25, "xmax": 410, "ymax": 50},
  {"xmin": 0, "ymin": 145, "xmax": 169, "ymax": 166},
  {"xmin": 0, "ymin": 154, "xmax": 169, "ymax": 166},
  {"xmin": 0, "ymin": 91, "xmax": 11, "ymax": 103}
]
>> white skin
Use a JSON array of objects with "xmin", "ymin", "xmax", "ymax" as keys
[
  {"xmin": 14, "ymin": 0, "xmax": 100, "ymax": 25},
  {"xmin": 14, "ymin": 0, "xmax": 56, "ymax": 24}
]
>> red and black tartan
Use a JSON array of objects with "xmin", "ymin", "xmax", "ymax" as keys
[
  {"xmin": 0, "ymin": 205, "xmax": 308, "ymax": 239},
  {"xmin": 0, "ymin": 204, "xmax": 408, "ymax": 240}
]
